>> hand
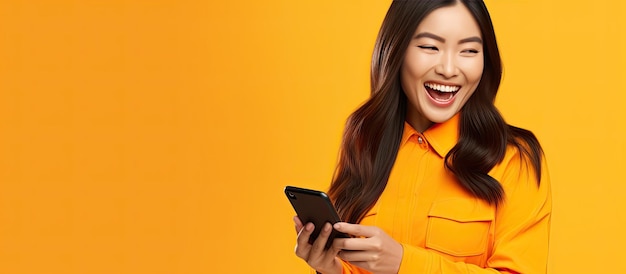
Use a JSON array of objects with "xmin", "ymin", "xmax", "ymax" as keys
[
  {"xmin": 332, "ymin": 222, "xmax": 403, "ymax": 274},
  {"xmin": 293, "ymin": 216, "xmax": 342, "ymax": 274}
]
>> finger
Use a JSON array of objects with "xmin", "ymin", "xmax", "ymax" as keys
[
  {"xmin": 294, "ymin": 222, "xmax": 314, "ymax": 258},
  {"xmin": 308, "ymin": 222, "xmax": 332, "ymax": 257},
  {"xmin": 293, "ymin": 216, "xmax": 304, "ymax": 233},
  {"xmin": 334, "ymin": 222, "xmax": 379, "ymax": 238},
  {"xmin": 337, "ymin": 249, "xmax": 376, "ymax": 263},
  {"xmin": 332, "ymin": 237, "xmax": 373, "ymax": 251},
  {"xmin": 297, "ymin": 222, "xmax": 315, "ymax": 246}
]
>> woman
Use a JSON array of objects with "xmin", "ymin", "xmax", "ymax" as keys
[{"xmin": 294, "ymin": 0, "xmax": 551, "ymax": 273}]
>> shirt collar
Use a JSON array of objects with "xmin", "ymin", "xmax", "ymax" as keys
[{"xmin": 401, "ymin": 113, "xmax": 460, "ymax": 158}]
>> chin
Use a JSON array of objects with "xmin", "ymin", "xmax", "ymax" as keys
[{"xmin": 424, "ymin": 110, "xmax": 458, "ymax": 124}]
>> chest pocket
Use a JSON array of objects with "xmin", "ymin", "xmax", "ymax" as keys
[{"xmin": 426, "ymin": 199, "xmax": 494, "ymax": 257}]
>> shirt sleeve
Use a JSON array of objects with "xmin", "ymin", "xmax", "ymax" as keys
[
  {"xmin": 396, "ymin": 150, "xmax": 552, "ymax": 273},
  {"xmin": 339, "ymin": 259, "xmax": 371, "ymax": 274},
  {"xmin": 309, "ymin": 260, "xmax": 371, "ymax": 274}
]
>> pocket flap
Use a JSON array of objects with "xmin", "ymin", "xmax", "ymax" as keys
[
  {"xmin": 428, "ymin": 198, "xmax": 494, "ymax": 223},
  {"xmin": 426, "ymin": 199, "xmax": 495, "ymax": 257}
]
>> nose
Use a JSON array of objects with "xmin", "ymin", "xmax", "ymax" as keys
[{"xmin": 434, "ymin": 52, "xmax": 459, "ymax": 78}]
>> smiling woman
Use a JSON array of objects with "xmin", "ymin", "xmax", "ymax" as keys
[
  {"xmin": 290, "ymin": 0, "xmax": 551, "ymax": 273},
  {"xmin": 3, "ymin": 0, "xmax": 626, "ymax": 272},
  {"xmin": 401, "ymin": 4, "xmax": 485, "ymax": 131}
]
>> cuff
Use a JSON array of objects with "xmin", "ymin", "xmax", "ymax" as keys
[{"xmin": 398, "ymin": 243, "xmax": 430, "ymax": 273}]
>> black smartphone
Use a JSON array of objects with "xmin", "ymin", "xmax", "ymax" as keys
[{"xmin": 284, "ymin": 186, "xmax": 349, "ymax": 249}]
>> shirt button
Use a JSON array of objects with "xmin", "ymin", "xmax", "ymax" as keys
[{"xmin": 417, "ymin": 136, "xmax": 424, "ymax": 144}]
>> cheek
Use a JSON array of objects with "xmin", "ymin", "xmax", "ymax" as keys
[
  {"xmin": 461, "ymin": 59, "xmax": 484, "ymax": 85},
  {"xmin": 400, "ymin": 70, "xmax": 415, "ymax": 101},
  {"xmin": 401, "ymin": 68, "xmax": 425, "ymax": 103},
  {"xmin": 400, "ymin": 65, "xmax": 415, "ymax": 93},
  {"xmin": 402, "ymin": 52, "xmax": 432, "ymax": 83}
]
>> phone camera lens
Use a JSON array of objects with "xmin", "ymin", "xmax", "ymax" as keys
[{"xmin": 288, "ymin": 192, "xmax": 295, "ymax": 198}]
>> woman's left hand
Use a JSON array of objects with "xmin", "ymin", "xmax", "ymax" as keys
[{"xmin": 332, "ymin": 222, "xmax": 403, "ymax": 274}]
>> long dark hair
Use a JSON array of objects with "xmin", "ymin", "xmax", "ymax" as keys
[{"xmin": 328, "ymin": 0, "xmax": 544, "ymax": 224}]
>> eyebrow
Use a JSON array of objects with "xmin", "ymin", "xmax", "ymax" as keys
[{"xmin": 415, "ymin": 32, "xmax": 483, "ymax": 44}]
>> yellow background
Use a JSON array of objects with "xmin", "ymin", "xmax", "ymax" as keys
[{"xmin": 1, "ymin": 0, "xmax": 624, "ymax": 273}]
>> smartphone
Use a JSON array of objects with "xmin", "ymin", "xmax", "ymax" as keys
[{"xmin": 284, "ymin": 186, "xmax": 349, "ymax": 249}]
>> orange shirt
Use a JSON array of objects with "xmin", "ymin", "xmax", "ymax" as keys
[{"xmin": 340, "ymin": 114, "xmax": 552, "ymax": 273}]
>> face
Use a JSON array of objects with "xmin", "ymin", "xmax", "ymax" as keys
[{"xmin": 400, "ymin": 2, "xmax": 484, "ymax": 132}]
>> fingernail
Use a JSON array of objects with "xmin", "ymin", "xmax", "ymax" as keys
[
  {"xmin": 333, "ymin": 223, "xmax": 341, "ymax": 229},
  {"xmin": 306, "ymin": 223, "xmax": 314, "ymax": 231},
  {"xmin": 325, "ymin": 223, "xmax": 331, "ymax": 232}
]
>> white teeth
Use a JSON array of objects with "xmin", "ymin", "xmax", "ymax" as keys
[{"xmin": 425, "ymin": 83, "xmax": 460, "ymax": 92}]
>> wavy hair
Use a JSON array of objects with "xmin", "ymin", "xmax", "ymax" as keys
[{"xmin": 328, "ymin": 0, "xmax": 544, "ymax": 224}]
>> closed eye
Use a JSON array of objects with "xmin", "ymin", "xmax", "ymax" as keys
[
  {"xmin": 460, "ymin": 49, "xmax": 480, "ymax": 56},
  {"xmin": 418, "ymin": 45, "xmax": 438, "ymax": 51}
]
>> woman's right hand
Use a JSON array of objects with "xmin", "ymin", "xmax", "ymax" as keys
[{"xmin": 294, "ymin": 216, "xmax": 343, "ymax": 274}]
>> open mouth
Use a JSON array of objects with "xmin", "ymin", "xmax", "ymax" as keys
[{"xmin": 424, "ymin": 82, "xmax": 460, "ymax": 102}]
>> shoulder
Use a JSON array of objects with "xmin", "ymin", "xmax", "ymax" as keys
[
  {"xmin": 499, "ymin": 125, "xmax": 545, "ymax": 175},
  {"xmin": 490, "ymin": 138, "xmax": 548, "ymax": 191}
]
